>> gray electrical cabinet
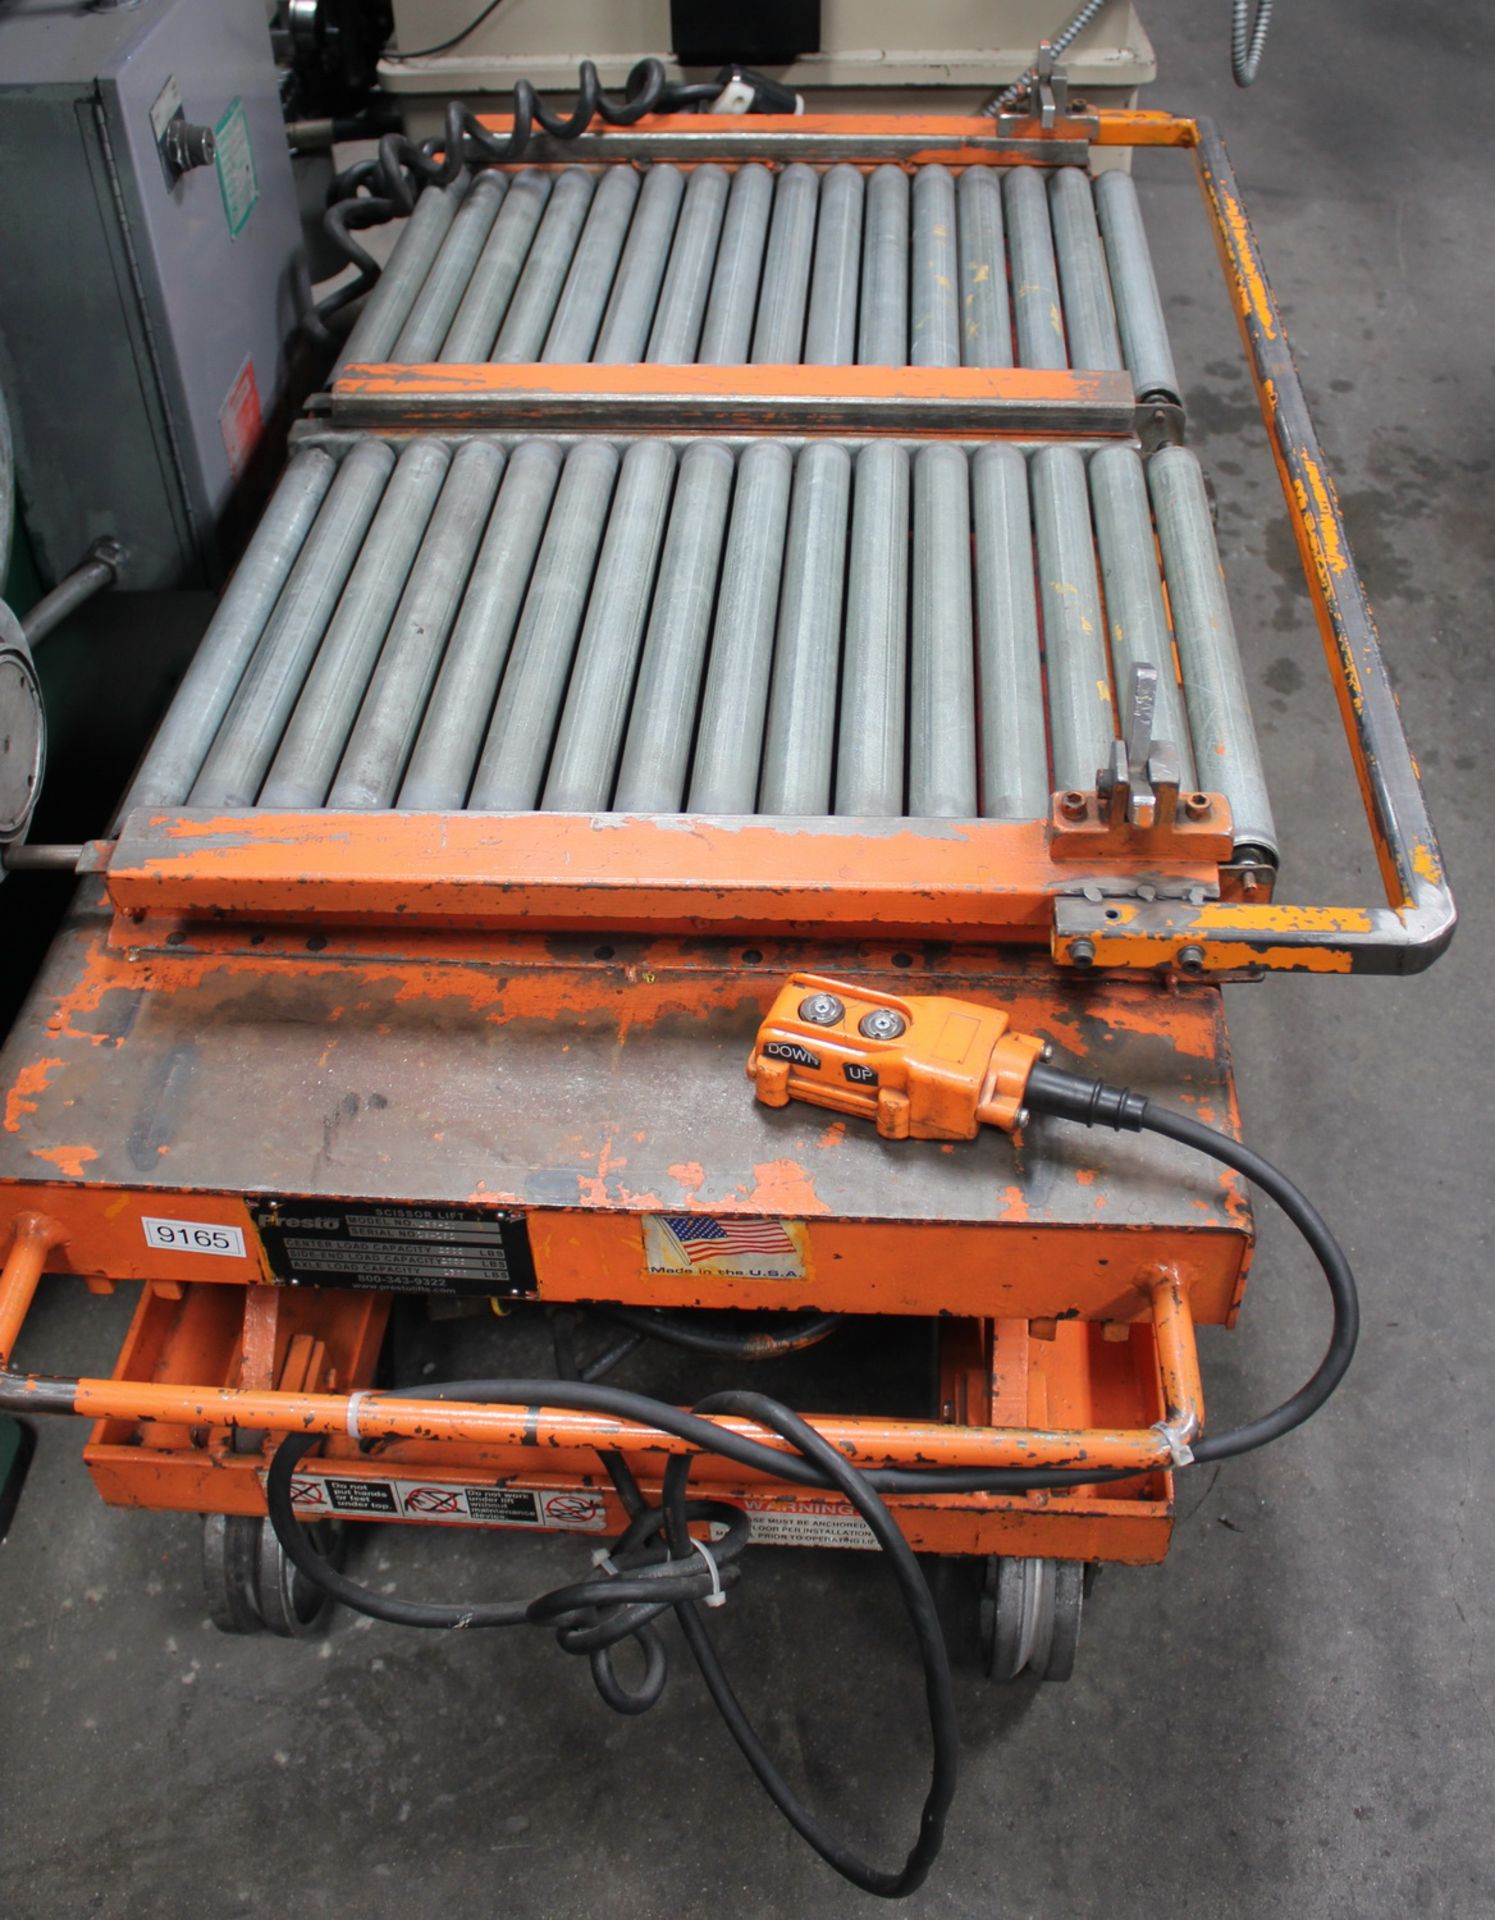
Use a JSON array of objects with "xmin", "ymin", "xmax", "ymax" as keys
[{"xmin": 0, "ymin": 0, "xmax": 306, "ymax": 590}]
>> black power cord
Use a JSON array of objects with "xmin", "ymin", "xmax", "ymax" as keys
[
  {"xmin": 593, "ymin": 1303, "xmax": 846, "ymax": 1359},
  {"xmin": 383, "ymin": 0, "xmax": 509, "ymax": 62},
  {"xmin": 267, "ymin": 1380, "xmax": 957, "ymax": 1896},
  {"xmin": 266, "ymin": 1087, "xmax": 1357, "ymax": 1895}
]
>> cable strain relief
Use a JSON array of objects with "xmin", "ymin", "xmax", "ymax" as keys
[{"xmin": 1024, "ymin": 1062, "xmax": 1148, "ymax": 1132}]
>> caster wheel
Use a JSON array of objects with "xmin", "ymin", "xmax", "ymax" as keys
[
  {"xmin": 202, "ymin": 1513, "xmax": 266, "ymax": 1635},
  {"xmin": 980, "ymin": 1555, "xmax": 1087, "ymax": 1682},
  {"xmin": 255, "ymin": 1519, "xmax": 343, "ymax": 1638},
  {"xmin": 203, "ymin": 1513, "xmax": 343, "ymax": 1636}
]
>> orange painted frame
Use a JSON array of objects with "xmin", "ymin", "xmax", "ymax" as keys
[
  {"xmin": 78, "ymin": 1286, "xmax": 1175, "ymax": 1563},
  {"xmin": 0, "ymin": 1213, "xmax": 1199, "ymax": 1517}
]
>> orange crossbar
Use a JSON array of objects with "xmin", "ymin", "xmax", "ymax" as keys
[
  {"xmin": 463, "ymin": 109, "xmax": 1100, "ymax": 167},
  {"xmin": 105, "ymin": 809, "xmax": 1222, "ymax": 938},
  {"xmin": 330, "ymin": 360, "xmax": 1137, "ymax": 435}
]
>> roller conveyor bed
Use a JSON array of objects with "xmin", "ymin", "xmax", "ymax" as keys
[
  {"xmin": 339, "ymin": 161, "xmax": 1180, "ymax": 400},
  {"xmin": 122, "ymin": 433, "xmax": 1271, "ymax": 857}
]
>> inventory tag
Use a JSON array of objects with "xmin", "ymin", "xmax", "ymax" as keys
[{"xmin": 142, "ymin": 1215, "xmax": 246, "ymax": 1259}]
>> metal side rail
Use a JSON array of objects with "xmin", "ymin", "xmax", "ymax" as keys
[{"xmin": 1050, "ymin": 111, "xmax": 1454, "ymax": 974}]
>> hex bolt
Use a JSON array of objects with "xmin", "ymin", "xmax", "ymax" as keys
[
  {"xmin": 1015, "ymin": 1107, "xmax": 1031, "ymax": 1130},
  {"xmin": 1184, "ymin": 791, "xmax": 1212, "ymax": 819},
  {"xmin": 1060, "ymin": 789, "xmax": 1089, "ymax": 821},
  {"xmin": 1070, "ymin": 937, "xmax": 1096, "ymax": 968},
  {"xmin": 1177, "ymin": 944, "xmax": 1206, "ymax": 974}
]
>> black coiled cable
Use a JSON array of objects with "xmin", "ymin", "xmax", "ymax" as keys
[
  {"xmin": 314, "ymin": 59, "xmax": 716, "ymax": 339},
  {"xmin": 266, "ymin": 1096, "xmax": 1356, "ymax": 1894},
  {"xmin": 267, "ymin": 1380, "xmax": 958, "ymax": 1897}
]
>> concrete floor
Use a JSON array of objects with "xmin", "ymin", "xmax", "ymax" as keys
[{"xmin": 3, "ymin": 5, "xmax": 1493, "ymax": 1914}]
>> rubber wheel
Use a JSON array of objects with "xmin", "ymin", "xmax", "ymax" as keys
[
  {"xmin": 980, "ymin": 1555, "xmax": 1087, "ymax": 1683},
  {"xmin": 255, "ymin": 1518, "xmax": 343, "ymax": 1637},
  {"xmin": 202, "ymin": 1513, "xmax": 266, "ymax": 1634},
  {"xmin": 1039, "ymin": 1561, "xmax": 1085, "ymax": 1683}
]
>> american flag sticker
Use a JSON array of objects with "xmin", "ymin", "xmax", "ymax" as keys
[{"xmin": 642, "ymin": 1213, "xmax": 808, "ymax": 1278}]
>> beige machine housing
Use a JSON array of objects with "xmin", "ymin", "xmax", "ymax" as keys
[{"xmin": 381, "ymin": 0, "xmax": 1156, "ymax": 136}]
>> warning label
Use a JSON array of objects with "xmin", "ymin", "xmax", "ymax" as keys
[
  {"xmin": 284, "ymin": 1475, "xmax": 608, "ymax": 1532},
  {"xmin": 218, "ymin": 356, "xmax": 262, "ymax": 478},
  {"xmin": 253, "ymin": 1199, "xmax": 537, "ymax": 1298},
  {"xmin": 711, "ymin": 1497, "xmax": 878, "ymax": 1552}
]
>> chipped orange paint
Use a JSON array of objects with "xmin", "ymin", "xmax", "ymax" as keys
[
  {"xmin": 747, "ymin": 1158, "xmax": 829, "ymax": 1216},
  {"xmin": 31, "ymin": 1146, "xmax": 99, "ymax": 1178},
  {"xmin": 1078, "ymin": 998, "xmax": 1215, "ymax": 1060},
  {"xmin": 5, "ymin": 1058, "xmax": 63, "ymax": 1134},
  {"xmin": 816, "ymin": 1122, "xmax": 847, "ymax": 1150},
  {"xmin": 1219, "ymin": 190, "xmax": 1277, "ymax": 341},
  {"xmin": 1000, "ymin": 1185, "xmax": 1031, "ymax": 1223},
  {"xmin": 1083, "ymin": 936, "xmax": 1354, "ymax": 976},
  {"xmin": 1411, "ymin": 842, "xmax": 1444, "ymax": 887},
  {"xmin": 667, "ymin": 1161, "xmax": 706, "ymax": 1198},
  {"xmin": 1299, "ymin": 456, "xmax": 1349, "ymax": 576},
  {"xmin": 1091, "ymin": 108, "xmax": 1198, "ymax": 148}
]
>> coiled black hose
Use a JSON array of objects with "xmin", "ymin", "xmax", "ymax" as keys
[
  {"xmin": 267, "ymin": 1382, "xmax": 957, "ymax": 1897},
  {"xmin": 313, "ymin": 59, "xmax": 716, "ymax": 338},
  {"xmin": 267, "ymin": 1094, "xmax": 1355, "ymax": 1893}
]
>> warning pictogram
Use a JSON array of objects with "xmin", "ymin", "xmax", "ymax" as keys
[
  {"xmin": 290, "ymin": 1478, "xmax": 326, "ymax": 1507},
  {"xmin": 403, "ymin": 1486, "xmax": 464, "ymax": 1514},
  {"xmin": 542, "ymin": 1492, "xmax": 606, "ymax": 1525}
]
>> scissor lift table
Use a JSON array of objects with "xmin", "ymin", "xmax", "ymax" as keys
[{"xmin": 0, "ymin": 106, "xmax": 1451, "ymax": 1679}]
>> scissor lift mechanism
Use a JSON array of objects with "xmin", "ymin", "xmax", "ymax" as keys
[{"xmin": 0, "ymin": 109, "xmax": 1451, "ymax": 1680}]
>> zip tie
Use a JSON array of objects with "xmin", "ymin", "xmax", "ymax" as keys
[
  {"xmin": 590, "ymin": 1548, "xmax": 620, "ymax": 1576},
  {"xmin": 692, "ymin": 1538, "xmax": 727, "ymax": 1608},
  {"xmin": 1151, "ymin": 1418, "xmax": 1196, "ymax": 1469},
  {"xmin": 345, "ymin": 1390, "xmax": 373, "ymax": 1441}
]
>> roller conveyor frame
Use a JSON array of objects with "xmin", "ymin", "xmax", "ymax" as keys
[
  {"xmin": 111, "ymin": 109, "xmax": 1449, "ymax": 979},
  {"xmin": 0, "ymin": 107, "xmax": 1452, "ymax": 1663}
]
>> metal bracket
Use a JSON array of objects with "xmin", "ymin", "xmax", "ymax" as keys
[
  {"xmin": 1097, "ymin": 663, "xmax": 1182, "ymax": 831},
  {"xmin": 1049, "ymin": 665, "xmax": 1232, "ymax": 867},
  {"xmin": 999, "ymin": 42, "xmax": 1069, "ymax": 131},
  {"xmin": 1135, "ymin": 399, "xmax": 1187, "ymax": 452},
  {"xmin": 1053, "ymin": 876, "xmax": 1216, "ymax": 905}
]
